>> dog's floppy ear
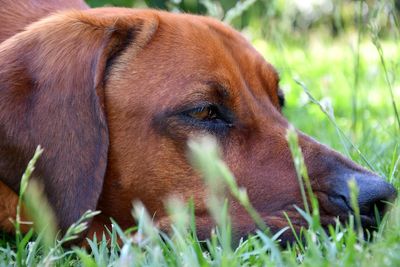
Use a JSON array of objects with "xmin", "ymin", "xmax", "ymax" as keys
[{"xmin": 0, "ymin": 10, "xmax": 158, "ymax": 235}]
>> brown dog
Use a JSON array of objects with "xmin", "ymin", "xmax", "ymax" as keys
[{"xmin": 0, "ymin": 0, "xmax": 396, "ymax": 243}]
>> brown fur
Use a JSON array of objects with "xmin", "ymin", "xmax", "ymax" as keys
[
  {"xmin": 0, "ymin": 0, "xmax": 395, "ymax": 243},
  {"xmin": 0, "ymin": 0, "xmax": 88, "ymax": 43}
]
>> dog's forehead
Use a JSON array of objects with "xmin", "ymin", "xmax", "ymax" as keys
[
  {"xmin": 154, "ymin": 12, "xmax": 280, "ymax": 104},
  {"xmin": 106, "ymin": 10, "xmax": 281, "ymax": 112}
]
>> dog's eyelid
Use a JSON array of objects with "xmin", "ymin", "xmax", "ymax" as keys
[
  {"xmin": 177, "ymin": 102, "xmax": 235, "ymax": 129},
  {"xmin": 184, "ymin": 103, "xmax": 230, "ymax": 119}
]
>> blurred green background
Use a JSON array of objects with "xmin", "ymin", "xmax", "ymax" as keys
[
  {"xmin": 85, "ymin": 0, "xmax": 400, "ymax": 183},
  {"xmin": 86, "ymin": 0, "xmax": 400, "ymax": 36}
]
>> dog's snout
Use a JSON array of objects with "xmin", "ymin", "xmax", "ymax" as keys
[{"xmin": 329, "ymin": 173, "xmax": 397, "ymax": 218}]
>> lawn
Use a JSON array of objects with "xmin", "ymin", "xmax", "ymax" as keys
[{"xmin": 0, "ymin": 0, "xmax": 399, "ymax": 266}]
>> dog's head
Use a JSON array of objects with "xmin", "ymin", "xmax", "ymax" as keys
[{"xmin": 0, "ymin": 8, "xmax": 396, "ymax": 242}]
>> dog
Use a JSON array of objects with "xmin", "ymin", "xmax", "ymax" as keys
[{"xmin": 0, "ymin": 0, "xmax": 396, "ymax": 243}]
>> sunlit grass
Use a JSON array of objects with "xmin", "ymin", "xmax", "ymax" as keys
[{"xmin": 252, "ymin": 35, "xmax": 399, "ymax": 180}]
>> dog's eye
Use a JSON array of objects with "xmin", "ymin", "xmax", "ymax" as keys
[
  {"xmin": 278, "ymin": 89, "xmax": 285, "ymax": 108},
  {"xmin": 182, "ymin": 104, "xmax": 233, "ymax": 132},
  {"xmin": 187, "ymin": 106, "xmax": 219, "ymax": 121}
]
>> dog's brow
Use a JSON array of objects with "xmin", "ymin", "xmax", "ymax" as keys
[{"xmin": 206, "ymin": 81, "xmax": 230, "ymax": 100}]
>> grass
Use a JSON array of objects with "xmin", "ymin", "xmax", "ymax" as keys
[
  {"xmin": 1, "ymin": 0, "xmax": 399, "ymax": 266},
  {"xmin": 253, "ymin": 36, "xmax": 399, "ymax": 174}
]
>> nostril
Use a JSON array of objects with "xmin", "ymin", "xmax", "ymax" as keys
[
  {"xmin": 360, "ymin": 197, "xmax": 384, "ymax": 214},
  {"xmin": 373, "ymin": 198, "xmax": 391, "ymax": 218},
  {"xmin": 358, "ymin": 196, "xmax": 393, "ymax": 221}
]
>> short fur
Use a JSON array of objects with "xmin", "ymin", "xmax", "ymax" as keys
[{"xmin": 0, "ymin": 0, "xmax": 395, "ymax": 243}]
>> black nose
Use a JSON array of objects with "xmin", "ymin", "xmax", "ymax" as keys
[
  {"xmin": 356, "ymin": 175, "xmax": 397, "ymax": 216},
  {"xmin": 329, "ymin": 173, "xmax": 397, "ymax": 218}
]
